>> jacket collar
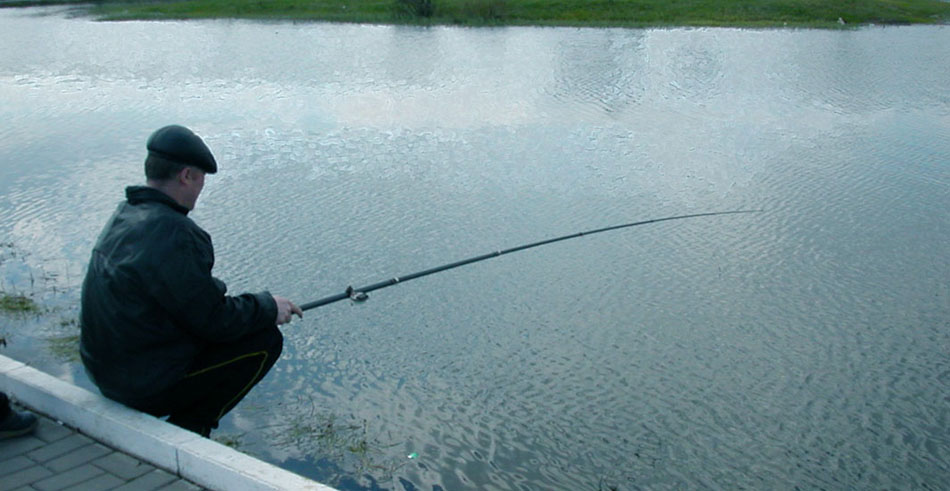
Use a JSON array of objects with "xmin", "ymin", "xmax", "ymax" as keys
[{"xmin": 125, "ymin": 186, "xmax": 190, "ymax": 215}]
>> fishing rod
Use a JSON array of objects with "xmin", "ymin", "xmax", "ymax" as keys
[{"xmin": 299, "ymin": 209, "xmax": 760, "ymax": 311}]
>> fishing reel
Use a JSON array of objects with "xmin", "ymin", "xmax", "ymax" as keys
[{"xmin": 345, "ymin": 286, "xmax": 369, "ymax": 302}]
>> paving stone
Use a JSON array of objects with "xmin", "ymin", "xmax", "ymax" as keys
[
  {"xmin": 46, "ymin": 443, "xmax": 114, "ymax": 473},
  {"xmin": 61, "ymin": 473, "xmax": 127, "ymax": 491},
  {"xmin": 32, "ymin": 463, "xmax": 104, "ymax": 491},
  {"xmin": 1, "ymin": 391, "xmax": 317, "ymax": 491},
  {"xmin": 0, "ymin": 455, "xmax": 35, "ymax": 474},
  {"xmin": 33, "ymin": 419, "xmax": 74, "ymax": 444},
  {"xmin": 26, "ymin": 434, "xmax": 93, "ymax": 463},
  {"xmin": 111, "ymin": 469, "xmax": 177, "ymax": 491},
  {"xmin": 92, "ymin": 451, "xmax": 154, "ymax": 480},
  {"xmin": 155, "ymin": 480, "xmax": 203, "ymax": 491},
  {"xmin": 2, "ymin": 464, "xmax": 54, "ymax": 490},
  {"xmin": 0, "ymin": 436, "xmax": 45, "ymax": 460}
]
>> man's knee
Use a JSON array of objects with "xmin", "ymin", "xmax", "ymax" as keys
[
  {"xmin": 244, "ymin": 325, "xmax": 282, "ymax": 372},
  {"xmin": 261, "ymin": 325, "xmax": 283, "ymax": 360}
]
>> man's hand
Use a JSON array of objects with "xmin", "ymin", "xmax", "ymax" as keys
[{"xmin": 274, "ymin": 295, "xmax": 303, "ymax": 325}]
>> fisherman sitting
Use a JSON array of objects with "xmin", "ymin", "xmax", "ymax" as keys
[{"xmin": 80, "ymin": 125, "xmax": 302, "ymax": 437}]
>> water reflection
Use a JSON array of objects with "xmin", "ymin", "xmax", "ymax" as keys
[
  {"xmin": 1, "ymin": 8, "xmax": 949, "ymax": 489},
  {"xmin": 549, "ymin": 29, "xmax": 647, "ymax": 115}
]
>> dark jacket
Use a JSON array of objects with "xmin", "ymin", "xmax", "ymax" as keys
[{"xmin": 80, "ymin": 186, "xmax": 277, "ymax": 405}]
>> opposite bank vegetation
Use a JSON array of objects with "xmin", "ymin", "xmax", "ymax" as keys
[{"xmin": 3, "ymin": 0, "xmax": 950, "ymax": 28}]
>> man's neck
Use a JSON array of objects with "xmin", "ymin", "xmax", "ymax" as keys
[{"xmin": 146, "ymin": 179, "xmax": 189, "ymax": 210}]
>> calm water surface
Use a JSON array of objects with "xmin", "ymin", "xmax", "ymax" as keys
[{"xmin": 1, "ymin": 8, "xmax": 949, "ymax": 489}]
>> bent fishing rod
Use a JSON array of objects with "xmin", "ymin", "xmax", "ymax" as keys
[{"xmin": 300, "ymin": 209, "xmax": 760, "ymax": 311}]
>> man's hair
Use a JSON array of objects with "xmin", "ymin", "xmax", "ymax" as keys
[{"xmin": 145, "ymin": 154, "xmax": 187, "ymax": 181}]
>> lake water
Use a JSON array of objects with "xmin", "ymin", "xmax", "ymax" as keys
[{"xmin": 1, "ymin": 7, "xmax": 948, "ymax": 489}]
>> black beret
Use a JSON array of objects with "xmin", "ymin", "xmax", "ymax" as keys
[{"xmin": 146, "ymin": 125, "xmax": 217, "ymax": 174}]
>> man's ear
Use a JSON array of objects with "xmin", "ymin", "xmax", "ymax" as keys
[{"xmin": 177, "ymin": 166, "xmax": 193, "ymax": 185}]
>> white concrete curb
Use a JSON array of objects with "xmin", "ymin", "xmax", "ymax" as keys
[{"xmin": 0, "ymin": 355, "xmax": 336, "ymax": 491}]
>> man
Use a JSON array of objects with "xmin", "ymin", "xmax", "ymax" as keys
[{"xmin": 80, "ymin": 125, "xmax": 302, "ymax": 437}]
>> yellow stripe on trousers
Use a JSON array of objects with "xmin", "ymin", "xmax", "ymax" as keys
[{"xmin": 184, "ymin": 350, "xmax": 270, "ymax": 423}]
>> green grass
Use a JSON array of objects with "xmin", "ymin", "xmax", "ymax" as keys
[
  {"xmin": 0, "ymin": 293, "xmax": 39, "ymax": 313},
  {"xmin": 4, "ymin": 0, "xmax": 949, "ymax": 27},
  {"xmin": 46, "ymin": 334, "xmax": 81, "ymax": 362}
]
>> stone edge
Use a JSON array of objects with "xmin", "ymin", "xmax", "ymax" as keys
[{"xmin": 0, "ymin": 355, "xmax": 335, "ymax": 491}]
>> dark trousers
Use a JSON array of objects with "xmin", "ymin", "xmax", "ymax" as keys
[{"xmin": 131, "ymin": 326, "xmax": 283, "ymax": 437}]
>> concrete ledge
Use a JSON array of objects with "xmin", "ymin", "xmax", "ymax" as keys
[{"xmin": 0, "ymin": 355, "xmax": 335, "ymax": 491}]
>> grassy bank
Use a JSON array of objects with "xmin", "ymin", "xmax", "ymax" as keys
[{"xmin": 5, "ymin": 0, "xmax": 950, "ymax": 27}]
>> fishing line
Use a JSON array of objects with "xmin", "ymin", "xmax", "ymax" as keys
[{"xmin": 300, "ymin": 209, "xmax": 761, "ymax": 311}]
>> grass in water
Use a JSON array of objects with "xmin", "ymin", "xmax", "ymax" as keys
[
  {"xmin": 262, "ymin": 396, "xmax": 405, "ymax": 487},
  {"xmin": 46, "ymin": 334, "xmax": 81, "ymax": 362},
  {"xmin": 0, "ymin": 293, "xmax": 40, "ymax": 313},
  {"xmin": 3, "ymin": 0, "xmax": 949, "ymax": 27},
  {"xmin": 213, "ymin": 432, "xmax": 245, "ymax": 449},
  {"xmin": 1, "ymin": 292, "xmax": 41, "ymax": 348}
]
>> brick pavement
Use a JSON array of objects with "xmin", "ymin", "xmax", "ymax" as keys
[
  {"xmin": 1, "ymin": 355, "xmax": 332, "ymax": 490},
  {"xmin": 1, "ymin": 411, "xmax": 202, "ymax": 491}
]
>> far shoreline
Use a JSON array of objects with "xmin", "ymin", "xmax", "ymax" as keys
[{"xmin": 2, "ymin": 0, "xmax": 950, "ymax": 29}]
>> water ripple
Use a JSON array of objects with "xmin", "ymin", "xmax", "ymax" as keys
[{"xmin": 2, "ymin": 10, "xmax": 950, "ymax": 489}]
